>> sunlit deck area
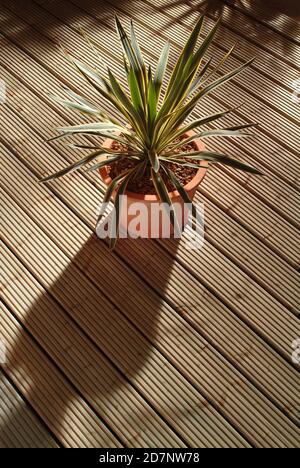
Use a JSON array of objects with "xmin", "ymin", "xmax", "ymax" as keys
[{"xmin": 0, "ymin": 0, "xmax": 300, "ymax": 448}]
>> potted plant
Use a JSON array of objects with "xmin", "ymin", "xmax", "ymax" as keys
[{"xmin": 40, "ymin": 15, "xmax": 262, "ymax": 248}]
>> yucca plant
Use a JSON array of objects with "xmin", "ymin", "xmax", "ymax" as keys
[{"xmin": 40, "ymin": 15, "xmax": 262, "ymax": 248}]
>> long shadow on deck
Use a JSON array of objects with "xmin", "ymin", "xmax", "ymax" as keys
[{"xmin": 1, "ymin": 234, "xmax": 182, "ymax": 447}]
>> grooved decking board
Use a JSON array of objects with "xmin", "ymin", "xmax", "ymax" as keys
[
  {"xmin": 1, "ymin": 0, "xmax": 300, "ymax": 199},
  {"xmin": 156, "ymin": 0, "xmax": 300, "ymax": 73},
  {"xmin": 7, "ymin": 0, "xmax": 300, "ymax": 192},
  {"xmin": 71, "ymin": 0, "xmax": 300, "ymax": 154},
  {"xmin": 3, "ymin": 83, "xmax": 299, "ymax": 336},
  {"xmin": 1, "ymin": 69, "xmax": 300, "ymax": 323},
  {"xmin": 69, "ymin": 0, "xmax": 300, "ymax": 228},
  {"xmin": 1, "ymin": 40, "xmax": 299, "ymax": 255},
  {"xmin": 113, "ymin": 0, "xmax": 299, "ymax": 124},
  {"xmin": 0, "ymin": 26, "xmax": 300, "ymax": 266},
  {"xmin": 1, "ymin": 145, "xmax": 300, "ymax": 430},
  {"xmin": 1, "ymin": 103, "xmax": 300, "ymax": 357},
  {"xmin": 1, "ymin": 153, "xmax": 300, "ymax": 446},
  {"xmin": 2, "ymin": 141, "xmax": 297, "ymax": 422},
  {"xmin": 9, "ymin": 0, "xmax": 300, "ymax": 235},
  {"xmin": 0, "ymin": 370, "xmax": 59, "ymax": 448},
  {"xmin": 0, "ymin": 204, "xmax": 250, "ymax": 448},
  {"xmin": 0, "ymin": 248, "xmax": 187, "ymax": 448},
  {"xmin": 0, "ymin": 197, "xmax": 297, "ymax": 449},
  {"xmin": 0, "ymin": 62, "xmax": 299, "ymax": 312},
  {"xmin": 0, "ymin": 304, "xmax": 121, "ymax": 448},
  {"xmin": 166, "ymin": 0, "xmax": 300, "ymax": 69},
  {"xmin": 221, "ymin": 0, "xmax": 300, "ymax": 42},
  {"xmin": 1, "ymin": 0, "xmax": 300, "ymax": 449}
]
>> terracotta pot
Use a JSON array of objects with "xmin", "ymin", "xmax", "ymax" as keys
[{"xmin": 99, "ymin": 130, "xmax": 207, "ymax": 238}]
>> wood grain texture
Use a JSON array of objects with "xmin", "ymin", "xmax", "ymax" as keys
[{"xmin": 0, "ymin": 0, "xmax": 299, "ymax": 448}]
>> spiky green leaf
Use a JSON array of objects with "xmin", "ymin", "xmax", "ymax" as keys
[
  {"xmin": 86, "ymin": 154, "xmax": 126, "ymax": 172},
  {"xmin": 153, "ymin": 41, "xmax": 170, "ymax": 100},
  {"xmin": 39, "ymin": 150, "xmax": 106, "ymax": 182},
  {"xmin": 109, "ymin": 163, "xmax": 142, "ymax": 248},
  {"xmin": 151, "ymin": 169, "xmax": 181, "ymax": 235}
]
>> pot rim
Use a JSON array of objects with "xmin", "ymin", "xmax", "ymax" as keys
[{"xmin": 99, "ymin": 130, "xmax": 207, "ymax": 201}]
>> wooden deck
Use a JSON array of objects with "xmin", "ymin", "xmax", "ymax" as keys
[{"xmin": 0, "ymin": 0, "xmax": 300, "ymax": 448}]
